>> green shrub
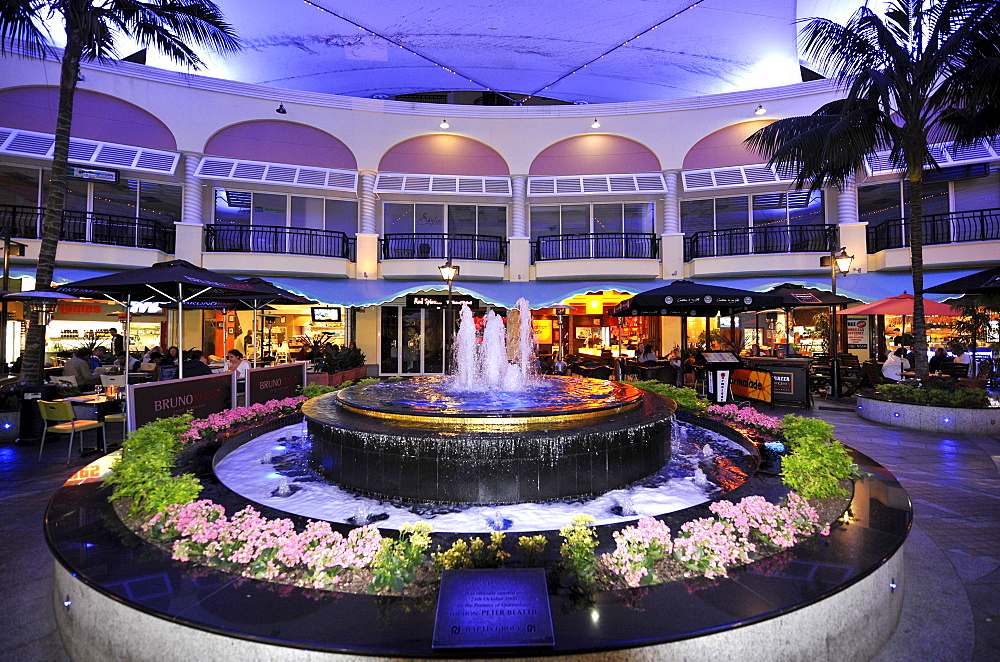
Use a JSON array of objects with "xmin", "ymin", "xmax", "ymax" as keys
[
  {"xmin": 559, "ymin": 514, "xmax": 599, "ymax": 590},
  {"xmin": 780, "ymin": 414, "xmax": 835, "ymax": 450},
  {"xmin": 780, "ymin": 438, "xmax": 855, "ymax": 499},
  {"xmin": 104, "ymin": 415, "xmax": 200, "ymax": 519},
  {"xmin": 300, "ymin": 383, "xmax": 350, "ymax": 399},
  {"xmin": 633, "ymin": 382, "xmax": 707, "ymax": 414},
  {"xmin": 875, "ymin": 383, "xmax": 988, "ymax": 408},
  {"xmin": 370, "ymin": 522, "xmax": 433, "ymax": 593}
]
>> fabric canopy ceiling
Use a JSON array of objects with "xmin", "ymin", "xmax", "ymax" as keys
[{"xmin": 42, "ymin": 1, "xmax": 873, "ymax": 104}]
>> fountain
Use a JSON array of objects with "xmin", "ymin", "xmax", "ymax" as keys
[{"xmin": 304, "ymin": 298, "xmax": 676, "ymax": 505}]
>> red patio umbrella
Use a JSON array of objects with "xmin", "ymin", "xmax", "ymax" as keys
[{"xmin": 837, "ymin": 293, "xmax": 961, "ymax": 338}]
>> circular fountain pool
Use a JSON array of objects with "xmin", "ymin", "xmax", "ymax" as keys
[{"xmin": 304, "ymin": 376, "xmax": 676, "ymax": 505}]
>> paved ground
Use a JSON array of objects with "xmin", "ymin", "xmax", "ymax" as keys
[{"xmin": 1, "ymin": 401, "xmax": 998, "ymax": 661}]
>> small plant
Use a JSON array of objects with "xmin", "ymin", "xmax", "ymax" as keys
[
  {"xmin": 370, "ymin": 522, "xmax": 433, "ymax": 593},
  {"xmin": 781, "ymin": 437, "xmax": 855, "ymax": 499},
  {"xmin": 517, "ymin": 535, "xmax": 548, "ymax": 567},
  {"xmin": 105, "ymin": 415, "xmax": 201, "ymax": 519},
  {"xmin": 672, "ymin": 517, "xmax": 754, "ymax": 579},
  {"xmin": 780, "ymin": 414, "xmax": 835, "ymax": 451},
  {"xmin": 709, "ymin": 493, "xmax": 823, "ymax": 549},
  {"xmin": 559, "ymin": 514, "xmax": 599, "ymax": 590},
  {"xmin": 605, "ymin": 517, "xmax": 672, "ymax": 587},
  {"xmin": 431, "ymin": 532, "xmax": 509, "ymax": 571},
  {"xmin": 633, "ymin": 382, "xmax": 707, "ymax": 414}
]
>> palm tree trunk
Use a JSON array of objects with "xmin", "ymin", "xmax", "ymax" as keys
[
  {"xmin": 907, "ymin": 163, "xmax": 928, "ymax": 379},
  {"xmin": 19, "ymin": 32, "xmax": 82, "ymax": 385}
]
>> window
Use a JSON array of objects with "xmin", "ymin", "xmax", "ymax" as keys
[
  {"xmin": 214, "ymin": 188, "xmax": 357, "ymax": 235},
  {"xmin": 529, "ymin": 202, "xmax": 654, "ymax": 238},
  {"xmin": 383, "ymin": 203, "xmax": 507, "ymax": 236},
  {"xmin": 0, "ymin": 165, "xmax": 41, "ymax": 207},
  {"xmin": 859, "ymin": 181, "xmax": 951, "ymax": 224},
  {"xmin": 682, "ymin": 192, "xmax": 824, "ymax": 237}
]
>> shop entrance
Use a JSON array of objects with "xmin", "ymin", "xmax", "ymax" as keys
[{"xmin": 380, "ymin": 306, "xmax": 445, "ymax": 375}]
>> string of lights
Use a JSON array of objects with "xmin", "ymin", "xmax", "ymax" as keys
[
  {"xmin": 299, "ymin": 0, "xmax": 516, "ymax": 102},
  {"xmin": 522, "ymin": 0, "xmax": 708, "ymax": 102}
]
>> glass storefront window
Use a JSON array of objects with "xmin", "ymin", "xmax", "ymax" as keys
[
  {"xmin": 448, "ymin": 205, "xmax": 477, "ymax": 234},
  {"xmin": 290, "ymin": 195, "xmax": 324, "ymax": 230},
  {"xmin": 680, "ymin": 199, "xmax": 714, "ymax": 237},
  {"xmin": 324, "ymin": 199, "xmax": 357, "ymax": 236},
  {"xmin": 384, "ymin": 203, "xmax": 414, "ymax": 234},
  {"xmin": 0, "ymin": 165, "xmax": 40, "ymax": 207},
  {"xmin": 593, "ymin": 203, "xmax": 623, "ymax": 233},
  {"xmin": 252, "ymin": 192, "xmax": 286, "ymax": 227},
  {"xmin": 380, "ymin": 307, "xmax": 399, "ymax": 373},
  {"xmin": 139, "ymin": 181, "xmax": 181, "ymax": 223},
  {"xmin": 214, "ymin": 188, "xmax": 250, "ymax": 224},
  {"xmin": 477, "ymin": 206, "xmax": 507, "ymax": 236},
  {"xmin": 858, "ymin": 183, "xmax": 902, "ymax": 224},
  {"xmin": 530, "ymin": 206, "xmax": 560, "ymax": 240},
  {"xmin": 92, "ymin": 179, "xmax": 139, "ymax": 218},
  {"xmin": 623, "ymin": 203, "xmax": 654, "ymax": 233},
  {"xmin": 414, "ymin": 204, "xmax": 445, "ymax": 232}
]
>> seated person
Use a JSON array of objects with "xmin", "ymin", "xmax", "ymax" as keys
[
  {"xmin": 62, "ymin": 348, "xmax": 103, "ymax": 387},
  {"xmin": 636, "ymin": 343, "xmax": 658, "ymax": 363},
  {"xmin": 113, "ymin": 351, "xmax": 140, "ymax": 373},
  {"xmin": 182, "ymin": 350, "xmax": 214, "ymax": 377},
  {"xmin": 156, "ymin": 356, "xmax": 178, "ymax": 381},
  {"xmin": 227, "ymin": 349, "xmax": 250, "ymax": 380},
  {"xmin": 881, "ymin": 347, "xmax": 910, "ymax": 382},
  {"xmin": 928, "ymin": 347, "xmax": 948, "ymax": 373}
]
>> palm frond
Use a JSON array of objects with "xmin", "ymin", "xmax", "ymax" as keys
[{"xmin": 0, "ymin": 0, "xmax": 51, "ymax": 58}]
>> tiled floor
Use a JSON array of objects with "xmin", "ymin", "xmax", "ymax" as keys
[{"xmin": 1, "ymin": 403, "xmax": 998, "ymax": 660}]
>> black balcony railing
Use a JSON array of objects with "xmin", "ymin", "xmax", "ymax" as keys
[
  {"xmin": 380, "ymin": 233, "xmax": 507, "ymax": 262},
  {"xmin": 532, "ymin": 233, "xmax": 658, "ymax": 262},
  {"xmin": 0, "ymin": 205, "xmax": 176, "ymax": 252},
  {"xmin": 205, "ymin": 224, "xmax": 355, "ymax": 260},
  {"xmin": 684, "ymin": 224, "xmax": 834, "ymax": 261},
  {"xmin": 866, "ymin": 207, "xmax": 1000, "ymax": 253}
]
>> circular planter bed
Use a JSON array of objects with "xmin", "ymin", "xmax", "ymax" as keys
[{"xmin": 857, "ymin": 395, "xmax": 1000, "ymax": 436}]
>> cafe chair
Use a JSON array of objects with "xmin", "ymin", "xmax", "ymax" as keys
[
  {"xmin": 37, "ymin": 400, "xmax": 106, "ymax": 464},
  {"xmin": 104, "ymin": 411, "xmax": 128, "ymax": 441},
  {"xmin": 100, "ymin": 374, "xmax": 127, "ymax": 389},
  {"xmin": 51, "ymin": 375, "xmax": 78, "ymax": 388}
]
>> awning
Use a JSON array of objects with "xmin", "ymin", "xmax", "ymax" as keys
[{"xmin": 266, "ymin": 277, "xmax": 661, "ymax": 309}]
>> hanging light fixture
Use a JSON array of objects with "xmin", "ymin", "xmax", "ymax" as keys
[
  {"xmin": 275, "ymin": 103, "xmax": 287, "ymax": 114},
  {"xmin": 591, "ymin": 118, "xmax": 601, "ymax": 129},
  {"xmin": 439, "ymin": 119, "xmax": 450, "ymax": 129},
  {"xmin": 753, "ymin": 104, "xmax": 766, "ymax": 116}
]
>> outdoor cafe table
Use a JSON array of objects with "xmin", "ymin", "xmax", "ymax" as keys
[{"xmin": 60, "ymin": 394, "xmax": 124, "ymax": 423}]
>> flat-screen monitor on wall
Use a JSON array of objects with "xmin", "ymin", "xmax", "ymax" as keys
[{"xmin": 311, "ymin": 307, "xmax": 341, "ymax": 322}]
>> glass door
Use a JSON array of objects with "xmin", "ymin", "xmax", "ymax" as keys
[{"xmin": 380, "ymin": 305, "xmax": 447, "ymax": 375}]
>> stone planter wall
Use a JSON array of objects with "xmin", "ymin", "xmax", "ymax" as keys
[{"xmin": 857, "ymin": 396, "xmax": 1000, "ymax": 437}]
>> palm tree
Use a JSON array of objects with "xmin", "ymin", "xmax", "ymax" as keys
[
  {"xmin": 0, "ymin": 0, "xmax": 240, "ymax": 385},
  {"xmin": 745, "ymin": 0, "xmax": 1000, "ymax": 378}
]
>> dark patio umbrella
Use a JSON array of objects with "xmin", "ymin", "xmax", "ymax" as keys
[
  {"xmin": 610, "ymin": 280, "xmax": 783, "ymax": 317},
  {"xmin": 926, "ymin": 266, "xmax": 1000, "ymax": 295},
  {"xmin": 55, "ymin": 260, "xmax": 273, "ymax": 378},
  {"xmin": 762, "ymin": 283, "xmax": 859, "ymax": 307},
  {"xmin": 212, "ymin": 277, "xmax": 316, "ymax": 366}
]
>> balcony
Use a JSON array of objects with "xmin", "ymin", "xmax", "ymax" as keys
[
  {"xmin": 204, "ymin": 224, "xmax": 355, "ymax": 260},
  {"xmin": 380, "ymin": 233, "xmax": 507, "ymax": 262},
  {"xmin": 531, "ymin": 233, "xmax": 660, "ymax": 280},
  {"xmin": 0, "ymin": 205, "xmax": 176, "ymax": 253},
  {"xmin": 867, "ymin": 208, "xmax": 1000, "ymax": 253},
  {"xmin": 379, "ymin": 233, "xmax": 507, "ymax": 280},
  {"xmin": 684, "ymin": 224, "xmax": 834, "ymax": 261},
  {"xmin": 532, "ymin": 233, "xmax": 658, "ymax": 262}
]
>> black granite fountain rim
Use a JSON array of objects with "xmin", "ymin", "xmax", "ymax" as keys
[{"xmin": 45, "ymin": 418, "xmax": 911, "ymax": 657}]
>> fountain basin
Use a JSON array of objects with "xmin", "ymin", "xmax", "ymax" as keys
[{"xmin": 304, "ymin": 376, "xmax": 675, "ymax": 505}]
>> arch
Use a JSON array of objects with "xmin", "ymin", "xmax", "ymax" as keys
[
  {"xmin": 529, "ymin": 135, "xmax": 660, "ymax": 176},
  {"xmin": 204, "ymin": 121, "xmax": 357, "ymax": 169},
  {"xmin": 378, "ymin": 135, "xmax": 509, "ymax": 176},
  {"xmin": 682, "ymin": 120, "xmax": 776, "ymax": 170},
  {"xmin": 0, "ymin": 86, "xmax": 175, "ymax": 150}
]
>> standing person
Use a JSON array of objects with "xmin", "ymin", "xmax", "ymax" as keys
[
  {"xmin": 108, "ymin": 328, "xmax": 125, "ymax": 356},
  {"xmin": 227, "ymin": 349, "xmax": 250, "ymax": 380},
  {"xmin": 182, "ymin": 350, "xmax": 214, "ymax": 377}
]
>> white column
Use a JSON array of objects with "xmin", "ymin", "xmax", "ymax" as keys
[
  {"xmin": 182, "ymin": 153, "xmax": 202, "ymax": 226},
  {"xmin": 837, "ymin": 173, "xmax": 858, "ymax": 225},
  {"xmin": 359, "ymin": 169, "xmax": 377, "ymax": 234},
  {"xmin": 511, "ymin": 175, "xmax": 527, "ymax": 238},
  {"xmin": 661, "ymin": 171, "xmax": 680, "ymax": 234}
]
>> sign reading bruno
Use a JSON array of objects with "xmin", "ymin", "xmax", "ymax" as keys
[{"xmin": 432, "ymin": 568, "xmax": 554, "ymax": 649}]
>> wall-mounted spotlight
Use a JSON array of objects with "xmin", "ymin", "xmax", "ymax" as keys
[
  {"xmin": 753, "ymin": 104, "xmax": 766, "ymax": 116},
  {"xmin": 591, "ymin": 118, "xmax": 601, "ymax": 129},
  {"xmin": 439, "ymin": 119, "xmax": 450, "ymax": 129},
  {"xmin": 276, "ymin": 103, "xmax": 287, "ymax": 115}
]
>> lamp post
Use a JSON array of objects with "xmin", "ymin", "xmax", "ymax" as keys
[
  {"xmin": 1, "ymin": 229, "xmax": 27, "ymax": 374},
  {"xmin": 438, "ymin": 258, "xmax": 459, "ymax": 374},
  {"xmin": 820, "ymin": 246, "xmax": 854, "ymax": 397}
]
